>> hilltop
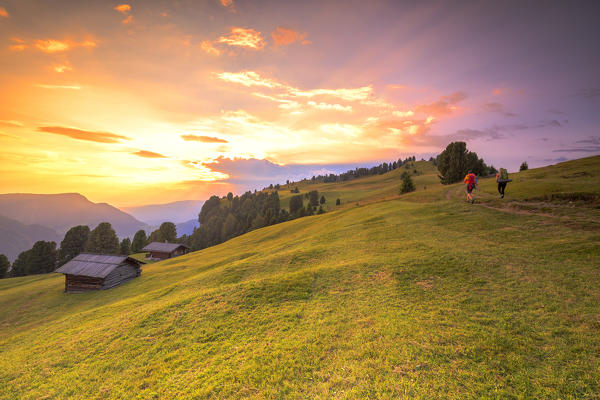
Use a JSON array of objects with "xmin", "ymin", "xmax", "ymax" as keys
[
  {"xmin": 0, "ymin": 193, "xmax": 149, "ymax": 237},
  {"xmin": 0, "ymin": 156, "xmax": 599, "ymax": 399},
  {"xmin": 0, "ymin": 193, "xmax": 150, "ymax": 260}
]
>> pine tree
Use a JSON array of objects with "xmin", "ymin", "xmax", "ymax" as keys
[
  {"xmin": 0, "ymin": 254, "xmax": 9, "ymax": 278},
  {"xmin": 289, "ymin": 194, "xmax": 304, "ymax": 215},
  {"xmin": 336, "ymin": 198, "xmax": 341, "ymax": 206},
  {"xmin": 86, "ymin": 222, "xmax": 119, "ymax": 254},
  {"xmin": 520, "ymin": 161, "xmax": 529, "ymax": 171},
  {"xmin": 131, "ymin": 230, "xmax": 147, "ymax": 253},
  {"xmin": 59, "ymin": 225, "xmax": 90, "ymax": 266},
  {"xmin": 159, "ymin": 222, "xmax": 177, "ymax": 242},
  {"xmin": 119, "ymin": 238, "xmax": 132, "ymax": 255},
  {"xmin": 320, "ymin": 195, "xmax": 326, "ymax": 204},
  {"xmin": 308, "ymin": 190, "xmax": 319, "ymax": 207}
]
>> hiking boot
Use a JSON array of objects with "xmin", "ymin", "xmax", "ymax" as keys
[{"xmin": 501, "ymin": 194, "xmax": 504, "ymax": 199}]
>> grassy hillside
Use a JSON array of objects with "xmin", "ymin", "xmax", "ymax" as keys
[
  {"xmin": 277, "ymin": 160, "xmax": 439, "ymax": 211},
  {"xmin": 0, "ymin": 156, "xmax": 599, "ymax": 399}
]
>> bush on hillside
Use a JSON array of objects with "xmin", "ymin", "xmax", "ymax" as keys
[
  {"xmin": 436, "ymin": 141, "xmax": 492, "ymax": 184},
  {"xmin": 336, "ymin": 198, "xmax": 341, "ymax": 206},
  {"xmin": 400, "ymin": 174, "xmax": 416, "ymax": 194},
  {"xmin": 520, "ymin": 161, "xmax": 529, "ymax": 171}
]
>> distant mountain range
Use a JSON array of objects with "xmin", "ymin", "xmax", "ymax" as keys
[
  {"xmin": 122, "ymin": 200, "xmax": 204, "ymax": 226},
  {"xmin": 0, "ymin": 193, "xmax": 151, "ymax": 262},
  {"xmin": 0, "ymin": 214, "xmax": 61, "ymax": 262},
  {"xmin": 175, "ymin": 219, "xmax": 200, "ymax": 236}
]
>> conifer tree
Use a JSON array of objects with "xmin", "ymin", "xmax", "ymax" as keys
[
  {"xmin": 120, "ymin": 238, "xmax": 132, "ymax": 255},
  {"xmin": 59, "ymin": 225, "xmax": 90, "ymax": 266},
  {"xmin": 131, "ymin": 230, "xmax": 147, "ymax": 253},
  {"xmin": 0, "ymin": 254, "xmax": 9, "ymax": 278},
  {"xmin": 86, "ymin": 222, "xmax": 119, "ymax": 254}
]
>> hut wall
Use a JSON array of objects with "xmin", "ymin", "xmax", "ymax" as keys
[
  {"xmin": 171, "ymin": 248, "xmax": 187, "ymax": 257},
  {"xmin": 102, "ymin": 264, "xmax": 140, "ymax": 289},
  {"xmin": 149, "ymin": 251, "xmax": 171, "ymax": 260},
  {"xmin": 65, "ymin": 275, "xmax": 104, "ymax": 292}
]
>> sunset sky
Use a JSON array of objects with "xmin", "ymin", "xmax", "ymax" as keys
[{"xmin": 1, "ymin": 0, "xmax": 599, "ymax": 206}]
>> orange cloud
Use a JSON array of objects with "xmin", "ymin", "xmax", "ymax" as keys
[
  {"xmin": 33, "ymin": 38, "xmax": 97, "ymax": 53},
  {"xmin": 53, "ymin": 62, "xmax": 73, "ymax": 73},
  {"xmin": 217, "ymin": 27, "xmax": 265, "ymax": 50},
  {"xmin": 0, "ymin": 7, "xmax": 8, "ymax": 18},
  {"xmin": 201, "ymin": 40, "xmax": 222, "ymax": 56},
  {"xmin": 272, "ymin": 27, "xmax": 310, "ymax": 48},
  {"xmin": 307, "ymin": 101, "xmax": 352, "ymax": 112},
  {"xmin": 114, "ymin": 4, "xmax": 131, "ymax": 14},
  {"xmin": 0, "ymin": 120, "xmax": 24, "ymax": 127},
  {"xmin": 220, "ymin": 0, "xmax": 236, "ymax": 11},
  {"xmin": 9, "ymin": 38, "xmax": 27, "ymax": 51},
  {"xmin": 132, "ymin": 150, "xmax": 167, "ymax": 158},
  {"xmin": 181, "ymin": 134, "xmax": 228, "ymax": 143},
  {"xmin": 122, "ymin": 15, "xmax": 134, "ymax": 24},
  {"xmin": 35, "ymin": 39, "xmax": 70, "ymax": 53},
  {"xmin": 414, "ymin": 91, "xmax": 467, "ymax": 116},
  {"xmin": 35, "ymin": 84, "xmax": 81, "ymax": 90},
  {"xmin": 217, "ymin": 71, "xmax": 283, "ymax": 88},
  {"xmin": 37, "ymin": 126, "xmax": 130, "ymax": 143},
  {"xmin": 492, "ymin": 87, "xmax": 525, "ymax": 96}
]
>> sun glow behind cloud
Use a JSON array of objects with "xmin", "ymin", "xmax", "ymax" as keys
[{"xmin": 1, "ymin": 0, "xmax": 590, "ymax": 205}]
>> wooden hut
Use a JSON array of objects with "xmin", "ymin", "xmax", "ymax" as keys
[
  {"xmin": 141, "ymin": 242, "xmax": 189, "ymax": 261},
  {"xmin": 55, "ymin": 253, "xmax": 143, "ymax": 293}
]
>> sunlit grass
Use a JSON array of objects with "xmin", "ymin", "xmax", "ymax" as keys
[{"xmin": 0, "ymin": 156, "xmax": 599, "ymax": 399}]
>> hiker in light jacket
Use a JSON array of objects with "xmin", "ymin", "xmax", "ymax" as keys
[{"xmin": 496, "ymin": 168, "xmax": 510, "ymax": 199}]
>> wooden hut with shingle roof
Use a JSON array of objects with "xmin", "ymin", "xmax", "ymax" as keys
[
  {"xmin": 141, "ymin": 242, "xmax": 189, "ymax": 261},
  {"xmin": 55, "ymin": 253, "xmax": 143, "ymax": 293}
]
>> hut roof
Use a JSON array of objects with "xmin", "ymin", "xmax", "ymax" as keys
[
  {"xmin": 55, "ymin": 253, "xmax": 142, "ymax": 278},
  {"xmin": 141, "ymin": 242, "xmax": 189, "ymax": 253}
]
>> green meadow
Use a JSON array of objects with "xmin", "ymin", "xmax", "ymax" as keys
[{"xmin": 0, "ymin": 156, "xmax": 599, "ymax": 399}]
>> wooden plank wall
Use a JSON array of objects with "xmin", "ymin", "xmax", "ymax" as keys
[
  {"xmin": 102, "ymin": 264, "xmax": 140, "ymax": 289},
  {"xmin": 65, "ymin": 275, "xmax": 103, "ymax": 292}
]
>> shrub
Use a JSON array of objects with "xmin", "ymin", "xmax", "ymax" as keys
[
  {"xmin": 400, "ymin": 174, "xmax": 416, "ymax": 194},
  {"xmin": 336, "ymin": 198, "xmax": 341, "ymax": 206},
  {"xmin": 520, "ymin": 161, "xmax": 529, "ymax": 171}
]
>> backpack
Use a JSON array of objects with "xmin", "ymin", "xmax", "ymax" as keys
[
  {"xmin": 499, "ymin": 168, "xmax": 509, "ymax": 181},
  {"xmin": 467, "ymin": 173, "xmax": 476, "ymax": 185}
]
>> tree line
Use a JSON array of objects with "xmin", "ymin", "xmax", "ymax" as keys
[
  {"xmin": 0, "ymin": 221, "xmax": 181, "ymax": 278},
  {"xmin": 279, "ymin": 157, "xmax": 419, "ymax": 187}
]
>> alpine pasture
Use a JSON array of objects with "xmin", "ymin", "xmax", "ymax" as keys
[{"xmin": 1, "ymin": 156, "xmax": 599, "ymax": 399}]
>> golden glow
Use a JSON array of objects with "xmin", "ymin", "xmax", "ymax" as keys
[
  {"xmin": 0, "ymin": 7, "xmax": 470, "ymax": 206},
  {"xmin": 201, "ymin": 40, "xmax": 222, "ymax": 56},
  {"xmin": 0, "ymin": 7, "xmax": 8, "ymax": 18},
  {"xmin": 35, "ymin": 39, "xmax": 70, "ymax": 53},
  {"xmin": 114, "ymin": 4, "xmax": 131, "ymax": 13},
  {"xmin": 217, "ymin": 27, "xmax": 265, "ymax": 49}
]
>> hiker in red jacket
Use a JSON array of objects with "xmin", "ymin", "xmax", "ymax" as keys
[{"xmin": 464, "ymin": 171, "xmax": 477, "ymax": 203}]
